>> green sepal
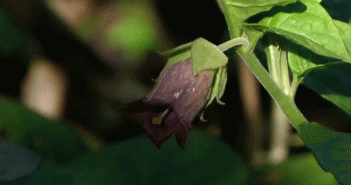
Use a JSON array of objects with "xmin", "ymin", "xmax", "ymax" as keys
[
  {"xmin": 217, "ymin": 66, "xmax": 228, "ymax": 105},
  {"xmin": 165, "ymin": 49, "xmax": 191, "ymax": 68},
  {"xmin": 191, "ymin": 38, "xmax": 228, "ymax": 75},
  {"xmin": 159, "ymin": 41, "xmax": 193, "ymax": 56},
  {"xmin": 158, "ymin": 41, "xmax": 193, "ymax": 68},
  {"xmin": 199, "ymin": 66, "xmax": 228, "ymax": 122}
]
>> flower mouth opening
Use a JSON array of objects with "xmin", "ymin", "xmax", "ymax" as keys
[{"xmin": 152, "ymin": 107, "xmax": 170, "ymax": 125}]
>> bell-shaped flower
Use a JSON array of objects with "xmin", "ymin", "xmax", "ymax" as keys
[{"xmin": 127, "ymin": 38, "xmax": 231, "ymax": 148}]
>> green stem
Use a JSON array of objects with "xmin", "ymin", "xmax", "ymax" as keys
[
  {"xmin": 237, "ymin": 48, "xmax": 307, "ymax": 127},
  {"xmin": 265, "ymin": 43, "xmax": 280, "ymax": 86},
  {"xmin": 218, "ymin": 37, "xmax": 249, "ymax": 52},
  {"xmin": 219, "ymin": 0, "xmax": 308, "ymax": 127},
  {"xmin": 280, "ymin": 49, "xmax": 291, "ymax": 97}
]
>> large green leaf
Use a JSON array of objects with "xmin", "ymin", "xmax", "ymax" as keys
[
  {"xmin": 334, "ymin": 20, "xmax": 351, "ymax": 56},
  {"xmin": 287, "ymin": 40, "xmax": 330, "ymax": 80},
  {"xmin": 217, "ymin": 0, "xmax": 297, "ymax": 37},
  {"xmin": 289, "ymin": 20, "xmax": 351, "ymax": 84},
  {"xmin": 0, "ymin": 97, "xmax": 89, "ymax": 164},
  {"xmin": 9, "ymin": 131, "xmax": 247, "ymax": 185},
  {"xmin": 297, "ymin": 122, "xmax": 351, "ymax": 184},
  {"xmin": 68, "ymin": 131, "xmax": 246, "ymax": 185},
  {"xmin": 245, "ymin": 0, "xmax": 351, "ymax": 62}
]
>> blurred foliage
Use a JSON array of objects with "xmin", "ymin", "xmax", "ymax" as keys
[
  {"xmin": 6, "ymin": 131, "xmax": 247, "ymax": 185},
  {"xmin": 0, "ymin": 98, "xmax": 89, "ymax": 165},
  {"xmin": 0, "ymin": 9, "xmax": 37, "ymax": 96},
  {"xmin": 0, "ymin": 10, "xmax": 34, "ymax": 63},
  {"xmin": 0, "ymin": 139, "xmax": 42, "ymax": 183},
  {"xmin": 0, "ymin": 0, "xmax": 347, "ymax": 184},
  {"xmin": 76, "ymin": 0, "xmax": 168, "ymax": 64},
  {"xmin": 248, "ymin": 153, "xmax": 338, "ymax": 185}
]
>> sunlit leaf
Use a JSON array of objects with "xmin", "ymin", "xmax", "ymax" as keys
[
  {"xmin": 245, "ymin": 0, "xmax": 351, "ymax": 62},
  {"xmin": 217, "ymin": 0, "xmax": 297, "ymax": 37}
]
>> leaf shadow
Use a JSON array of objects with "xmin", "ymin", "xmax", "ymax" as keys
[{"xmin": 247, "ymin": 1, "xmax": 307, "ymax": 23}]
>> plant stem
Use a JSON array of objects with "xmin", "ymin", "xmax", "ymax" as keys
[
  {"xmin": 219, "ymin": 0, "xmax": 308, "ymax": 127},
  {"xmin": 280, "ymin": 49, "xmax": 291, "ymax": 97},
  {"xmin": 236, "ymin": 48, "xmax": 307, "ymax": 127},
  {"xmin": 265, "ymin": 43, "xmax": 280, "ymax": 86},
  {"xmin": 218, "ymin": 37, "xmax": 249, "ymax": 52}
]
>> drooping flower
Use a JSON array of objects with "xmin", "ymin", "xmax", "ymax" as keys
[{"xmin": 126, "ymin": 38, "xmax": 228, "ymax": 148}]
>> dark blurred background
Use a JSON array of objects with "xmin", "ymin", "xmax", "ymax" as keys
[{"xmin": 0, "ymin": 0, "xmax": 349, "ymax": 184}]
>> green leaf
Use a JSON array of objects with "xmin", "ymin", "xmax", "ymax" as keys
[
  {"xmin": 191, "ymin": 38, "xmax": 228, "ymax": 75},
  {"xmin": 65, "ymin": 131, "xmax": 247, "ymax": 185},
  {"xmin": 0, "ymin": 97, "xmax": 89, "ymax": 164},
  {"xmin": 334, "ymin": 20, "xmax": 351, "ymax": 56},
  {"xmin": 17, "ymin": 132, "xmax": 246, "ymax": 184},
  {"xmin": 287, "ymin": 40, "xmax": 329, "ymax": 80},
  {"xmin": 288, "ymin": 20, "xmax": 351, "ymax": 87},
  {"xmin": 10, "ymin": 131, "xmax": 246, "ymax": 184},
  {"xmin": 242, "ymin": 26, "xmax": 265, "ymax": 51},
  {"xmin": 0, "ymin": 139, "xmax": 42, "ymax": 182},
  {"xmin": 218, "ymin": 0, "xmax": 297, "ymax": 37},
  {"xmin": 245, "ymin": 0, "xmax": 351, "ymax": 62},
  {"xmin": 9, "ymin": 161, "xmax": 75, "ymax": 185},
  {"xmin": 297, "ymin": 121, "xmax": 351, "ymax": 184},
  {"xmin": 303, "ymin": 66, "xmax": 351, "ymax": 116}
]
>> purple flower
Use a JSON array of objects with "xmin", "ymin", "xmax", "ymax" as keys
[{"xmin": 127, "ymin": 58, "xmax": 215, "ymax": 148}]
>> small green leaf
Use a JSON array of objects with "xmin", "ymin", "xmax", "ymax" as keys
[
  {"xmin": 191, "ymin": 38, "xmax": 228, "ymax": 75},
  {"xmin": 245, "ymin": 0, "xmax": 351, "ymax": 62},
  {"xmin": 297, "ymin": 121, "xmax": 351, "ymax": 184}
]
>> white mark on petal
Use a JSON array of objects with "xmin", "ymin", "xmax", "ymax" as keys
[
  {"xmin": 174, "ymin": 92, "xmax": 180, "ymax": 98},
  {"xmin": 193, "ymin": 88, "xmax": 195, "ymax": 92}
]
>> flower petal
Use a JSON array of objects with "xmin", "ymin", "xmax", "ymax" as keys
[
  {"xmin": 173, "ymin": 68, "xmax": 213, "ymax": 124},
  {"xmin": 142, "ymin": 110, "xmax": 186, "ymax": 148},
  {"xmin": 125, "ymin": 98, "xmax": 169, "ymax": 113},
  {"xmin": 142, "ymin": 111, "xmax": 174, "ymax": 148}
]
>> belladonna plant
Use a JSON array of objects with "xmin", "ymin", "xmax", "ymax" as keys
[{"xmin": 126, "ymin": 37, "xmax": 248, "ymax": 148}]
